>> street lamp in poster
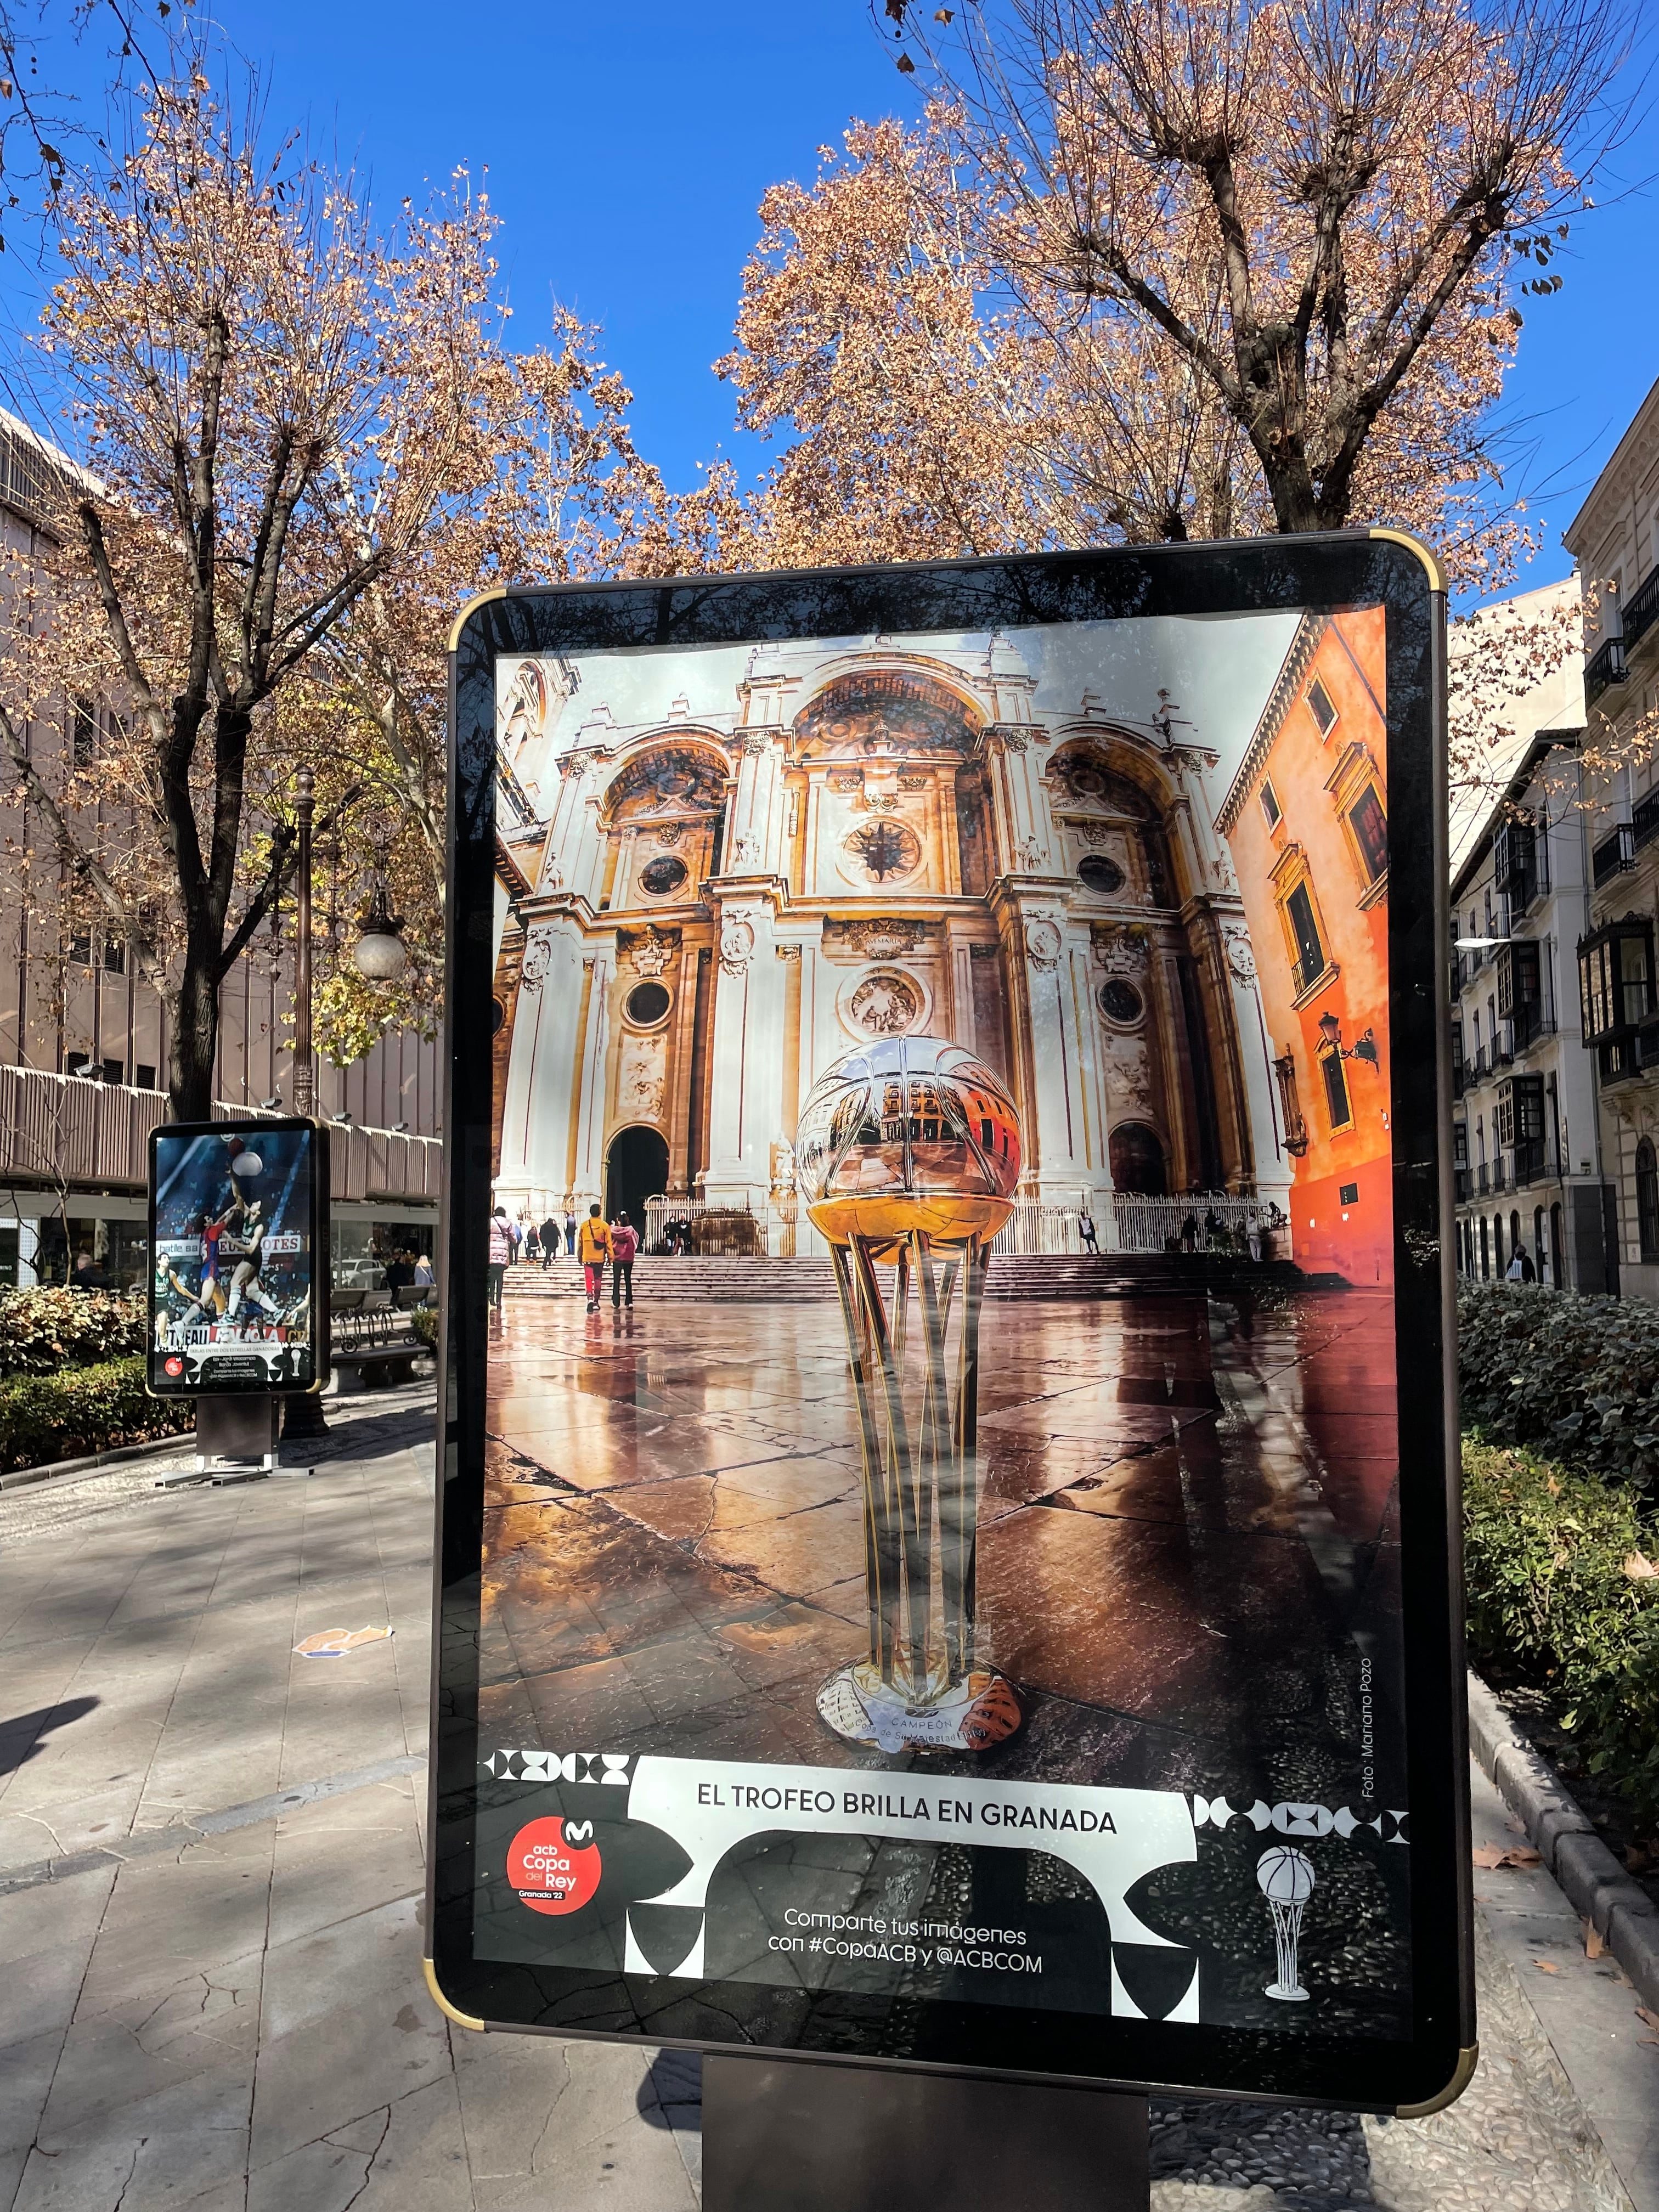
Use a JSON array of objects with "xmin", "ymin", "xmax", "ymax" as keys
[
  {"xmin": 148, "ymin": 1118, "xmax": 330, "ymax": 1395},
  {"xmin": 429, "ymin": 535, "xmax": 1469, "ymax": 2114}
]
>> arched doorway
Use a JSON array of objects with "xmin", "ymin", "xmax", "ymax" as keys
[
  {"xmin": 1109, "ymin": 1122, "xmax": 1168, "ymax": 1195},
  {"xmin": 606, "ymin": 1125, "xmax": 669, "ymax": 1240}
]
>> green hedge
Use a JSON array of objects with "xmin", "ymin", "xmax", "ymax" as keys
[
  {"xmin": 1458, "ymin": 1283, "xmax": 1659, "ymax": 1496},
  {"xmin": 0, "ymin": 1288, "xmax": 149, "ymax": 1376},
  {"xmin": 1464, "ymin": 1439, "xmax": 1659, "ymax": 1832},
  {"xmin": 409, "ymin": 1305, "xmax": 439, "ymax": 1349},
  {"xmin": 0, "ymin": 1356, "xmax": 193, "ymax": 1475}
]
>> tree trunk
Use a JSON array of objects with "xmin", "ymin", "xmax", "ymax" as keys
[{"xmin": 170, "ymin": 940, "xmax": 222, "ymax": 1122}]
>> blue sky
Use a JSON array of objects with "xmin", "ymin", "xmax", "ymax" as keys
[{"xmin": 12, "ymin": 0, "xmax": 1658, "ymax": 594}]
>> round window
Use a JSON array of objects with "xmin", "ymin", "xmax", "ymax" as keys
[
  {"xmin": 639, "ymin": 854, "xmax": 689, "ymax": 897},
  {"xmin": 1077, "ymin": 854, "xmax": 1126, "ymax": 895},
  {"xmin": 1098, "ymin": 978, "xmax": 1144, "ymax": 1025},
  {"xmin": 625, "ymin": 981, "xmax": 672, "ymax": 1028}
]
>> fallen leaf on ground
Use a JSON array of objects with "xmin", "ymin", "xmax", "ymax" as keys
[
  {"xmin": 1637, "ymin": 2006, "xmax": 1659, "ymax": 2030},
  {"xmin": 1534, "ymin": 1960, "xmax": 1561, "ymax": 1974},
  {"xmin": 1584, "ymin": 1925, "xmax": 1604, "ymax": 1959},
  {"xmin": 294, "ymin": 1624, "xmax": 395, "ymax": 1658},
  {"xmin": 1473, "ymin": 1844, "xmax": 1541, "ymax": 1869}
]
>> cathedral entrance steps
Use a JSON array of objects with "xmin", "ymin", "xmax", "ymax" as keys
[{"xmin": 498, "ymin": 1254, "xmax": 1341, "ymax": 1304}]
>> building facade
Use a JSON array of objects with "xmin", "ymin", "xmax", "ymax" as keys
[
  {"xmin": 0, "ymin": 412, "xmax": 439, "ymax": 1286},
  {"xmin": 1564, "ymin": 372, "xmax": 1659, "ymax": 1301},
  {"xmin": 1216, "ymin": 609, "xmax": 1393, "ymax": 1285}
]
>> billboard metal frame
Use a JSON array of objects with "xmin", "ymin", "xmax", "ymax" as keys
[{"xmin": 425, "ymin": 532, "xmax": 1471, "ymax": 2115}]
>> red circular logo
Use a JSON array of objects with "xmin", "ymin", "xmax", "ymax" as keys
[
  {"xmin": 163, "ymin": 1356, "xmax": 184, "ymax": 1378},
  {"xmin": 506, "ymin": 1816, "xmax": 601, "ymax": 1917}
]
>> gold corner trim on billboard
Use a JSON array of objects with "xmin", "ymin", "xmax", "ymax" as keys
[
  {"xmin": 1395, "ymin": 2044, "xmax": 1478, "ymax": 2118},
  {"xmin": 422, "ymin": 1956, "xmax": 485, "ymax": 2031},
  {"xmin": 1367, "ymin": 528, "xmax": 1448, "ymax": 596},
  {"xmin": 449, "ymin": 586, "xmax": 510, "ymax": 656}
]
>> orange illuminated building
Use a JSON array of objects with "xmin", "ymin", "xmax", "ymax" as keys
[{"xmin": 1217, "ymin": 609, "xmax": 1393, "ymax": 1286}]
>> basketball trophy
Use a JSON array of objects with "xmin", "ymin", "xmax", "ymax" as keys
[
  {"xmin": 1257, "ymin": 1845, "xmax": 1316, "ymax": 2002},
  {"xmin": 797, "ymin": 1036, "xmax": 1024, "ymax": 1756}
]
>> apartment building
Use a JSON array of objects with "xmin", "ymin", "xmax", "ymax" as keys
[
  {"xmin": 1448, "ymin": 585, "xmax": 1613, "ymax": 1287},
  {"xmin": 0, "ymin": 412, "xmax": 440, "ymax": 1286},
  {"xmin": 1564, "ymin": 371, "xmax": 1659, "ymax": 1302}
]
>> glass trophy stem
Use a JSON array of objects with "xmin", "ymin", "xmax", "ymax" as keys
[{"xmin": 830, "ymin": 1229, "xmax": 990, "ymax": 1700}]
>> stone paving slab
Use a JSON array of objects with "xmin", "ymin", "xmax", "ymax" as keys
[{"xmin": 0, "ymin": 1385, "xmax": 1651, "ymax": 2211}]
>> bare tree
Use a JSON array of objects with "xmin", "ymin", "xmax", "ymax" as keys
[{"xmin": 885, "ymin": 0, "xmax": 1641, "ymax": 543}]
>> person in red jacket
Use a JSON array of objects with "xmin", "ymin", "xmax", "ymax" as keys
[{"xmin": 609, "ymin": 1212, "xmax": 639, "ymax": 1307}]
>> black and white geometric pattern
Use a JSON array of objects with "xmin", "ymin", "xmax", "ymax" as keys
[
  {"xmin": 1192, "ymin": 1796, "xmax": 1408, "ymax": 1843},
  {"xmin": 481, "ymin": 1748, "xmax": 636, "ymax": 1785}
]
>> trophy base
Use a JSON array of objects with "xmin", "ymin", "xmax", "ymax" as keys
[
  {"xmin": 816, "ymin": 1659, "xmax": 1021, "ymax": 1754},
  {"xmin": 1264, "ymin": 1982, "xmax": 1310, "ymax": 2002}
]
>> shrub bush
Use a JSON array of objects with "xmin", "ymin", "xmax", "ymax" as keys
[
  {"xmin": 409, "ymin": 1305, "xmax": 438, "ymax": 1348},
  {"xmin": 1463, "ymin": 1438, "xmax": 1659, "ymax": 1833},
  {"xmin": 0, "ymin": 1356, "xmax": 193, "ymax": 1474},
  {"xmin": 0, "ymin": 1286, "xmax": 149, "ymax": 1376},
  {"xmin": 1458, "ymin": 1283, "xmax": 1659, "ymax": 1496}
]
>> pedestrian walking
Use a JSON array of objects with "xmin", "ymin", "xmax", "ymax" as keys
[
  {"xmin": 487, "ymin": 1209, "xmax": 512, "ymax": 1310},
  {"xmin": 564, "ymin": 1209, "xmax": 578, "ymax": 1257},
  {"xmin": 610, "ymin": 1212, "xmax": 639, "ymax": 1306},
  {"xmin": 524, "ymin": 1224, "xmax": 541, "ymax": 1264},
  {"xmin": 1180, "ymin": 1211, "xmax": 1199, "ymax": 1254},
  {"xmin": 540, "ymin": 1214, "xmax": 560, "ymax": 1271},
  {"xmin": 1506, "ymin": 1248, "xmax": 1529, "ymax": 1283},
  {"xmin": 1246, "ymin": 1207, "xmax": 1263, "ymax": 1264},
  {"xmin": 508, "ymin": 1217, "xmax": 524, "ymax": 1265},
  {"xmin": 414, "ymin": 1253, "xmax": 435, "ymax": 1289},
  {"xmin": 578, "ymin": 1203, "xmax": 612, "ymax": 1312},
  {"xmin": 1078, "ymin": 1207, "xmax": 1098, "ymax": 1254}
]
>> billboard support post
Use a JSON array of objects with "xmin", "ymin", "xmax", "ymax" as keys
[
  {"xmin": 701, "ymin": 2055, "xmax": 1150, "ymax": 2210},
  {"xmin": 193, "ymin": 1393, "xmax": 280, "ymax": 1475}
]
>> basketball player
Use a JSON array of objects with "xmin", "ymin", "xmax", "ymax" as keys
[{"xmin": 226, "ymin": 1197, "xmax": 284, "ymax": 1334}]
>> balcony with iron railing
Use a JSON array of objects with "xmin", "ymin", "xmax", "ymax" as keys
[
  {"xmin": 1585, "ymin": 635, "xmax": 1629, "ymax": 709},
  {"xmin": 1454, "ymin": 1166, "xmax": 1471, "ymax": 1203},
  {"xmin": 1624, "ymin": 561, "xmax": 1659, "ymax": 657},
  {"xmin": 1634, "ymin": 788, "xmax": 1659, "ymax": 857},
  {"xmin": 1477, "ymin": 1163, "xmax": 1490, "ymax": 1195},
  {"xmin": 1492, "ymin": 1160, "xmax": 1508, "ymax": 1193},
  {"xmin": 1509, "ymin": 1139, "xmax": 1549, "ymax": 1188},
  {"xmin": 1291, "ymin": 950, "xmax": 1331, "ymax": 998},
  {"xmin": 1593, "ymin": 821, "xmax": 1637, "ymax": 887}
]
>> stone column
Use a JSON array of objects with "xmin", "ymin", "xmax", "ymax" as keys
[
  {"xmin": 702, "ymin": 899, "xmax": 777, "ymax": 1209},
  {"xmin": 573, "ymin": 945, "xmax": 613, "ymax": 1206}
]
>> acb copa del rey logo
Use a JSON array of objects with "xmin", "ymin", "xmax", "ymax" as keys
[{"xmin": 506, "ymin": 1817, "xmax": 601, "ymax": 1916}]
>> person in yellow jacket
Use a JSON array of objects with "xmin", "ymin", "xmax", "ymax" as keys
[{"xmin": 577, "ymin": 1203, "xmax": 612, "ymax": 1312}]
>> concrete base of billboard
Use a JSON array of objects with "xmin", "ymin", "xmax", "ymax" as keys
[
  {"xmin": 193, "ymin": 1392, "xmax": 281, "ymax": 1472},
  {"xmin": 702, "ymin": 2051, "xmax": 1150, "ymax": 2208}
]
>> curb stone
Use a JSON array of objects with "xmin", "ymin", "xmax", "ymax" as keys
[
  {"xmin": 0, "ymin": 1426, "xmax": 193, "ymax": 1491},
  {"xmin": 1467, "ymin": 1669, "xmax": 1659, "ymax": 2016}
]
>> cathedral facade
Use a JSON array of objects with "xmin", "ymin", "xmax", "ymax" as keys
[{"xmin": 488, "ymin": 629, "xmax": 1290, "ymax": 1249}]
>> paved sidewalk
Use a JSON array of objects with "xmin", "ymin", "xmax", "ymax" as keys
[{"xmin": 1, "ymin": 1396, "xmax": 1654, "ymax": 2211}]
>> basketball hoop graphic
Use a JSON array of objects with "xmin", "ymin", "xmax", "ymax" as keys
[{"xmin": 1257, "ymin": 1846, "xmax": 1316, "ymax": 2002}]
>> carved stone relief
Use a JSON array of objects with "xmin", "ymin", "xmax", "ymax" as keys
[
  {"xmin": 823, "ymin": 916, "xmax": 929, "ymax": 961},
  {"xmin": 1024, "ymin": 917, "xmax": 1063, "ymax": 970},
  {"xmin": 719, "ymin": 913, "xmax": 757, "ymax": 977},
  {"xmin": 617, "ymin": 1030, "xmax": 668, "ymax": 1125},
  {"xmin": 518, "ymin": 928, "xmax": 552, "ymax": 995},
  {"xmin": 848, "ymin": 970, "xmax": 922, "ymax": 1036}
]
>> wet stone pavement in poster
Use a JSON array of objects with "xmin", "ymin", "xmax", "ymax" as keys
[{"xmin": 478, "ymin": 1283, "xmax": 1407, "ymax": 2045}]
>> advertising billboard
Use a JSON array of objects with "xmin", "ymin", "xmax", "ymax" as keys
[
  {"xmin": 148, "ymin": 1118, "xmax": 330, "ymax": 1394},
  {"xmin": 428, "ymin": 537, "xmax": 1468, "ymax": 2112}
]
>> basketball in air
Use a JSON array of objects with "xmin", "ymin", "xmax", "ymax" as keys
[
  {"xmin": 1256, "ymin": 1845, "xmax": 1316, "ymax": 1905},
  {"xmin": 229, "ymin": 1152, "xmax": 263, "ymax": 1179}
]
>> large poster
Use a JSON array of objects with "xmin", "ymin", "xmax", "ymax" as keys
[
  {"xmin": 148, "ymin": 1119, "xmax": 328, "ymax": 1393},
  {"xmin": 433, "ymin": 543, "xmax": 1464, "ymax": 2111}
]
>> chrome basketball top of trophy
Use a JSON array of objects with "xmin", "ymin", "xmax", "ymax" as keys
[{"xmin": 795, "ymin": 1035, "xmax": 1021, "ymax": 1255}]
